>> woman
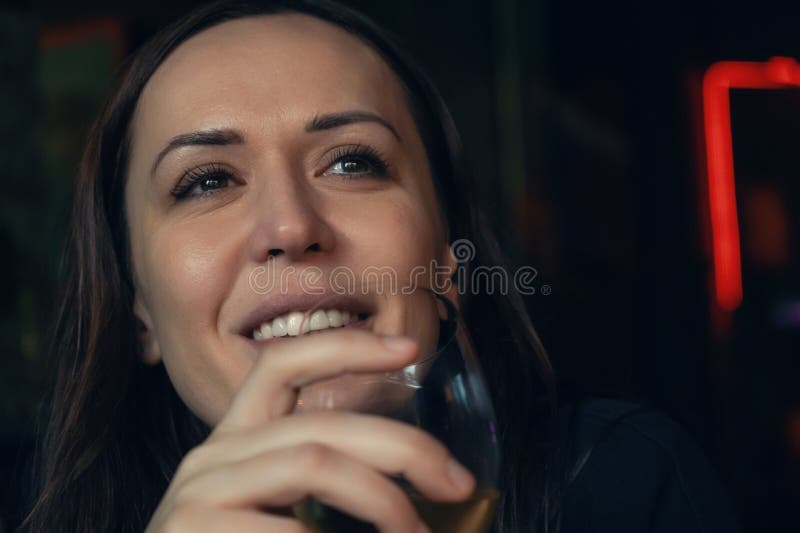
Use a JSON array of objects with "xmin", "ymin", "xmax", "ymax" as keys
[{"xmin": 19, "ymin": 1, "xmax": 742, "ymax": 532}]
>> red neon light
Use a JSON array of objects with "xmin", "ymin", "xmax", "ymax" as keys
[{"xmin": 702, "ymin": 56, "xmax": 800, "ymax": 311}]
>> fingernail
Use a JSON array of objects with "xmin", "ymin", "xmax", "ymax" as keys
[
  {"xmin": 417, "ymin": 521, "xmax": 432, "ymax": 533},
  {"xmin": 447, "ymin": 459, "xmax": 475, "ymax": 491},
  {"xmin": 382, "ymin": 336, "xmax": 416, "ymax": 353}
]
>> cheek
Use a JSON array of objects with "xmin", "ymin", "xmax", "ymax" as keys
[
  {"xmin": 343, "ymin": 195, "xmax": 442, "ymax": 356},
  {"xmin": 351, "ymin": 197, "xmax": 438, "ymax": 275},
  {"xmin": 137, "ymin": 218, "xmax": 250, "ymax": 423},
  {"xmin": 145, "ymin": 224, "xmax": 233, "ymax": 325}
]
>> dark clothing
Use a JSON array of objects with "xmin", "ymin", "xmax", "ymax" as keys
[{"xmin": 556, "ymin": 398, "xmax": 743, "ymax": 533}]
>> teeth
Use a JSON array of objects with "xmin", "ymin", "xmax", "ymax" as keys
[
  {"xmin": 326, "ymin": 309, "xmax": 342, "ymax": 328},
  {"xmin": 310, "ymin": 309, "xmax": 329, "ymax": 330},
  {"xmin": 252, "ymin": 308, "xmax": 361, "ymax": 340},
  {"xmin": 272, "ymin": 316, "xmax": 288, "ymax": 337},
  {"xmin": 286, "ymin": 311, "xmax": 310, "ymax": 337}
]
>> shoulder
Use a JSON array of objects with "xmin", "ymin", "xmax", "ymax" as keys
[{"xmin": 554, "ymin": 397, "xmax": 742, "ymax": 533}]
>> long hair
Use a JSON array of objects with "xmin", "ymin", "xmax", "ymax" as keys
[{"xmin": 19, "ymin": 1, "xmax": 558, "ymax": 531}]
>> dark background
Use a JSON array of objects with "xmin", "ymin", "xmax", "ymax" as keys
[{"xmin": 1, "ymin": 0, "xmax": 798, "ymax": 531}]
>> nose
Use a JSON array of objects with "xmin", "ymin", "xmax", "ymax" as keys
[{"xmin": 247, "ymin": 171, "xmax": 335, "ymax": 264}]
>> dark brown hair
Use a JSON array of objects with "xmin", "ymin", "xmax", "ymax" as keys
[{"xmin": 20, "ymin": 1, "xmax": 558, "ymax": 531}]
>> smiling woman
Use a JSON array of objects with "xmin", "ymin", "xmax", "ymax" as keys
[
  {"xmin": 18, "ymin": 1, "xmax": 742, "ymax": 533},
  {"xmin": 123, "ymin": 10, "xmax": 451, "ymax": 428}
]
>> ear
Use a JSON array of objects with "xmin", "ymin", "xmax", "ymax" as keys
[{"xmin": 133, "ymin": 293, "xmax": 162, "ymax": 366}]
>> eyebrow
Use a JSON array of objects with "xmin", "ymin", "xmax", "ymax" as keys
[
  {"xmin": 304, "ymin": 110, "xmax": 402, "ymax": 142},
  {"xmin": 150, "ymin": 129, "xmax": 243, "ymax": 177},
  {"xmin": 150, "ymin": 110, "xmax": 402, "ymax": 177}
]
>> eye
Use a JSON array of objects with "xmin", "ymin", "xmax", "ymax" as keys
[
  {"xmin": 332, "ymin": 158, "xmax": 371, "ymax": 174},
  {"xmin": 171, "ymin": 163, "xmax": 236, "ymax": 200},
  {"xmin": 323, "ymin": 144, "xmax": 390, "ymax": 179}
]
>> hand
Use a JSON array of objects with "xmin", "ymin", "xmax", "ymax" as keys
[{"xmin": 144, "ymin": 329, "xmax": 476, "ymax": 533}]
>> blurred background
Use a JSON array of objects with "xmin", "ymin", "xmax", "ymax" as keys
[{"xmin": 1, "ymin": 0, "xmax": 798, "ymax": 531}]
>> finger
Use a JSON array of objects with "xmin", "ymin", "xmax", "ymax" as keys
[
  {"xmin": 162, "ymin": 505, "xmax": 313, "ymax": 533},
  {"xmin": 219, "ymin": 329, "xmax": 418, "ymax": 430},
  {"xmin": 188, "ymin": 411, "xmax": 474, "ymax": 501},
  {"xmin": 178, "ymin": 443, "xmax": 423, "ymax": 533}
]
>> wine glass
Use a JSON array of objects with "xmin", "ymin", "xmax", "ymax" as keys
[{"xmin": 291, "ymin": 291, "xmax": 502, "ymax": 533}]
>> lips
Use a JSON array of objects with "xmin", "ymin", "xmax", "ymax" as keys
[
  {"xmin": 234, "ymin": 292, "xmax": 375, "ymax": 340},
  {"xmin": 252, "ymin": 308, "xmax": 370, "ymax": 339},
  {"xmin": 242, "ymin": 312, "xmax": 373, "ymax": 348}
]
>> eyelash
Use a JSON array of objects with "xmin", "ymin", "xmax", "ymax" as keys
[
  {"xmin": 170, "ymin": 162, "xmax": 231, "ymax": 199},
  {"xmin": 170, "ymin": 144, "xmax": 391, "ymax": 201}
]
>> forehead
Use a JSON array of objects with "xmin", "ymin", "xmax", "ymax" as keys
[{"xmin": 131, "ymin": 13, "xmax": 409, "ymax": 154}]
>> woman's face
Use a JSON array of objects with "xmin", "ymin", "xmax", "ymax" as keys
[{"xmin": 124, "ymin": 14, "xmax": 454, "ymax": 424}]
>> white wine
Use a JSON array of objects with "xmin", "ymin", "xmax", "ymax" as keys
[
  {"xmin": 410, "ymin": 489, "xmax": 499, "ymax": 533},
  {"xmin": 293, "ymin": 489, "xmax": 499, "ymax": 533}
]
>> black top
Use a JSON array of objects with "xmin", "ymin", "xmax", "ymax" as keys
[{"xmin": 556, "ymin": 398, "xmax": 743, "ymax": 533}]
